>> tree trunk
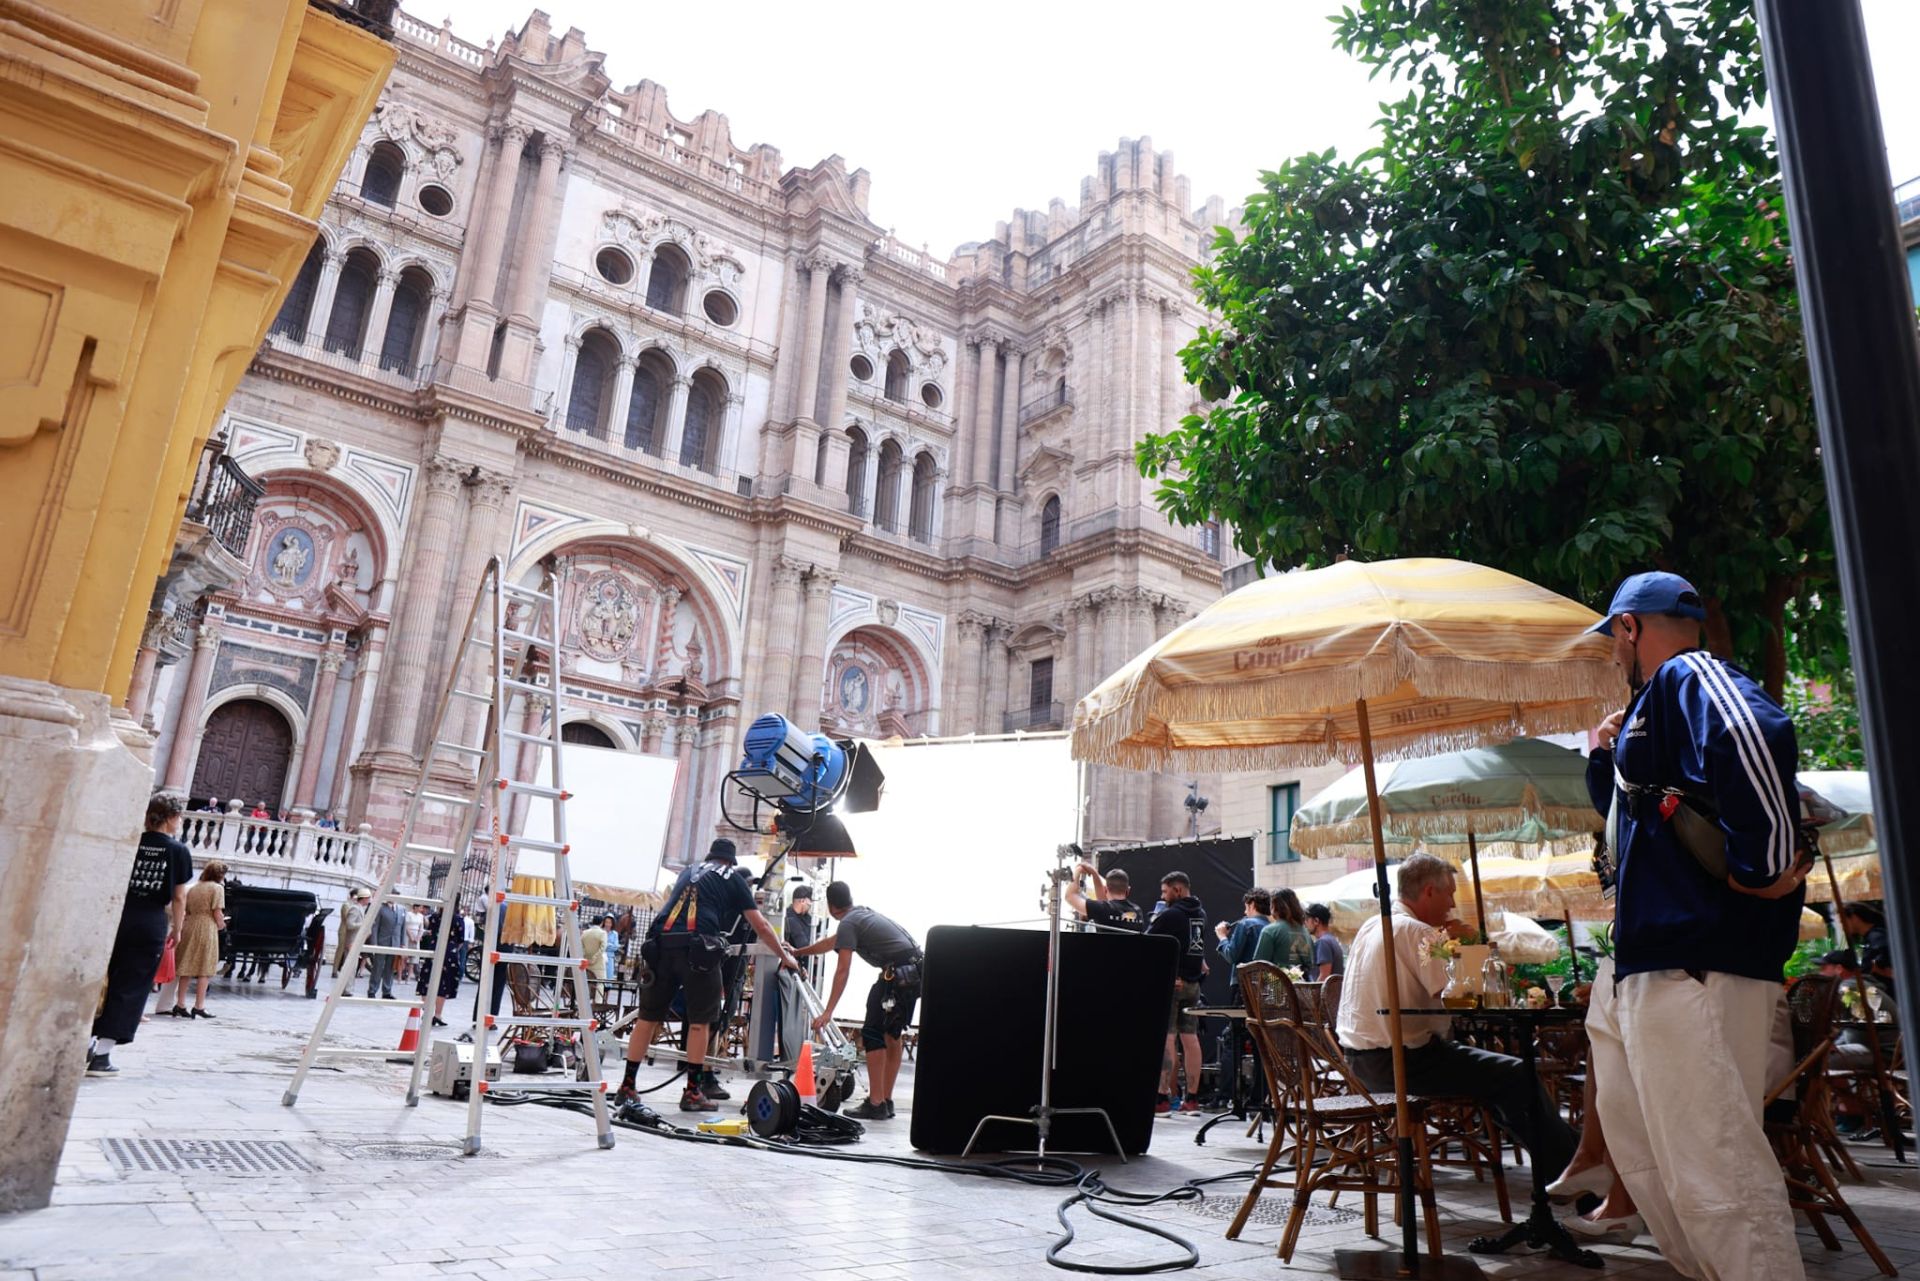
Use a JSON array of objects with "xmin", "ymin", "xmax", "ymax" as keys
[
  {"xmin": 1704, "ymin": 597, "xmax": 1736, "ymax": 662},
  {"xmin": 1760, "ymin": 578, "xmax": 1793, "ymax": 704}
]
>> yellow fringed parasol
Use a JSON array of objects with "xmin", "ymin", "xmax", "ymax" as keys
[{"xmin": 1073, "ymin": 558, "xmax": 1622, "ymax": 1276}]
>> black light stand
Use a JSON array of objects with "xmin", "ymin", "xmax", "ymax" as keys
[{"xmin": 1756, "ymin": 0, "xmax": 1920, "ymax": 1052}]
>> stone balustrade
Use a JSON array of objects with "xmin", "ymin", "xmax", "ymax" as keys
[{"xmin": 177, "ymin": 807, "xmax": 427, "ymax": 898}]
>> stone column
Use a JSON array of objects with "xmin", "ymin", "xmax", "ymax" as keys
[
  {"xmin": 464, "ymin": 122, "xmax": 527, "ymax": 312},
  {"xmin": 984, "ymin": 621, "xmax": 1013, "ymax": 735},
  {"xmin": 126, "ymin": 640, "xmax": 161, "ymax": 725},
  {"xmin": 359, "ymin": 269, "xmax": 398, "ymax": 369},
  {"xmin": 294, "ymin": 646, "xmax": 343, "ymax": 809},
  {"xmin": 820, "ymin": 264, "xmax": 861, "ymax": 434},
  {"xmin": 662, "ymin": 713, "xmax": 700, "ymax": 866},
  {"xmin": 969, "ymin": 334, "xmax": 1000, "ymax": 486},
  {"xmin": 605, "ymin": 356, "xmax": 635, "ymax": 445},
  {"xmin": 996, "ymin": 343, "xmax": 1022, "ymax": 494},
  {"xmin": 792, "ymin": 570, "xmax": 838, "ymax": 730},
  {"xmin": 953, "ymin": 614, "xmax": 985, "ymax": 734},
  {"xmin": 453, "ymin": 121, "xmax": 529, "ymax": 368},
  {"xmin": 370, "ymin": 457, "xmax": 466, "ymax": 759},
  {"xmin": 1123, "ymin": 591, "xmax": 1156, "ymax": 837},
  {"xmin": 662, "ymin": 375, "xmax": 692, "ymax": 464},
  {"xmin": 640, "ymin": 711, "xmax": 666, "ymax": 756},
  {"xmin": 448, "ymin": 470, "xmax": 516, "ymax": 749},
  {"xmin": 421, "ymin": 288, "xmax": 450, "ymax": 371},
  {"xmin": 756, "ymin": 558, "xmax": 805, "ymax": 720},
  {"xmin": 720, "ymin": 391, "xmax": 746, "ymax": 475},
  {"xmin": 861, "ymin": 438, "xmax": 882, "ymax": 523},
  {"xmin": 161, "ymin": 623, "xmax": 220, "ymax": 792},
  {"xmin": 1055, "ymin": 602, "xmax": 1078, "ymax": 712},
  {"xmin": 305, "ymin": 250, "xmax": 344, "ymax": 345},
  {"xmin": 449, "ymin": 124, "xmax": 508, "ymax": 310},
  {"xmin": 507, "ymin": 136, "xmax": 568, "ymax": 326},
  {"xmin": 328, "ymin": 627, "xmax": 381, "ymax": 813},
  {"xmin": 791, "ymin": 253, "xmax": 833, "ymax": 425}
]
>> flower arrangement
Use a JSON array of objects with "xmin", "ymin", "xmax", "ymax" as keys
[
  {"xmin": 1282, "ymin": 966, "xmax": 1306, "ymax": 982},
  {"xmin": 1427, "ymin": 926, "xmax": 1485, "ymax": 960}
]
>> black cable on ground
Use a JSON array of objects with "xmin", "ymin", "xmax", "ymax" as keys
[{"xmin": 485, "ymin": 1087, "xmax": 1256, "ymax": 1274}]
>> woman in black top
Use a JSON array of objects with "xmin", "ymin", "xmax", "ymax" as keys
[{"xmin": 88, "ymin": 795, "xmax": 195, "ymax": 1076}]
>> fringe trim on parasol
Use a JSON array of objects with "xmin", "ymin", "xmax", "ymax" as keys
[{"xmin": 1290, "ymin": 806, "xmax": 1599, "ymax": 855}]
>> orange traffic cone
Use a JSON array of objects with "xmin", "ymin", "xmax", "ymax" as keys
[
  {"xmin": 793, "ymin": 1040, "xmax": 817, "ymax": 1102},
  {"xmin": 396, "ymin": 1006, "xmax": 422, "ymax": 1053}
]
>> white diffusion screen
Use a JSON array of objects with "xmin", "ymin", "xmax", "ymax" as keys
[
  {"xmin": 826, "ymin": 735, "xmax": 1079, "ymax": 1008},
  {"xmin": 519, "ymin": 745, "xmax": 680, "ymax": 898}
]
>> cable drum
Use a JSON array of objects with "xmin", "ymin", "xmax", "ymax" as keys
[{"xmin": 746, "ymin": 1078, "xmax": 801, "ymax": 1138}]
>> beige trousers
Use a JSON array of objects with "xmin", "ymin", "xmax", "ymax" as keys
[{"xmin": 1585, "ymin": 959, "xmax": 1803, "ymax": 1280}]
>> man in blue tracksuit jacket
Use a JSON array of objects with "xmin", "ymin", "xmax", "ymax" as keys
[{"xmin": 1582, "ymin": 572, "xmax": 1808, "ymax": 1280}]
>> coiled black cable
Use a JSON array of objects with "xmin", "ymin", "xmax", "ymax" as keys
[{"xmin": 486, "ymin": 1087, "xmax": 1253, "ymax": 1274}]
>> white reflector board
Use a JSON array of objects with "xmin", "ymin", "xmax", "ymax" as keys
[
  {"xmin": 520, "ymin": 745, "xmax": 680, "ymax": 902},
  {"xmin": 827, "ymin": 735, "xmax": 1078, "ymax": 1013}
]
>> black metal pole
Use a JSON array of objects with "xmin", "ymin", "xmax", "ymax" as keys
[{"xmin": 1755, "ymin": 0, "xmax": 1920, "ymax": 1040}]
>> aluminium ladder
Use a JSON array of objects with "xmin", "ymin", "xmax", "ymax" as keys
[{"xmin": 283, "ymin": 555, "xmax": 614, "ymax": 1154}]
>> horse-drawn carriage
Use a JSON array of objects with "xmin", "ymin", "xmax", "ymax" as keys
[{"xmin": 220, "ymin": 882, "xmax": 318, "ymax": 988}]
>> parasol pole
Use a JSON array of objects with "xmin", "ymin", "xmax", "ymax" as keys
[
  {"xmin": 1466, "ymin": 829, "xmax": 1488, "ymax": 940},
  {"xmin": 1820, "ymin": 846, "xmax": 1847, "ymax": 949},
  {"xmin": 1357, "ymin": 698, "xmax": 1420, "ymax": 1269}
]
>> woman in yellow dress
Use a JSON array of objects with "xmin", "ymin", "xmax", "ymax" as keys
[{"xmin": 170, "ymin": 860, "xmax": 228, "ymax": 1019}]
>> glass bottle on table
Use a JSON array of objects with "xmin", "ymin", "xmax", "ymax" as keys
[{"xmin": 1480, "ymin": 943, "xmax": 1511, "ymax": 1009}]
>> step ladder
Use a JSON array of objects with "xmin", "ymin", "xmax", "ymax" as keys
[{"xmin": 283, "ymin": 555, "xmax": 615, "ymax": 1155}]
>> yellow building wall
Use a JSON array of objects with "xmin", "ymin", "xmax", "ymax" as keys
[{"xmin": 0, "ymin": 0, "xmax": 393, "ymax": 703}]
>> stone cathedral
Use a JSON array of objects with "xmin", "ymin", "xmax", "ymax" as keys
[{"xmin": 136, "ymin": 9, "xmax": 1256, "ymax": 878}]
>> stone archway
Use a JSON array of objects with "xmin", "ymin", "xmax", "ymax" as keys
[{"xmin": 191, "ymin": 697, "xmax": 294, "ymax": 811}]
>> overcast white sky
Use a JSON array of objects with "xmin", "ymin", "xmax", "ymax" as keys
[{"xmin": 439, "ymin": 0, "xmax": 1920, "ymax": 255}]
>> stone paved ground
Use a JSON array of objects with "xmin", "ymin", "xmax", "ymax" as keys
[{"xmin": 3, "ymin": 976, "xmax": 1916, "ymax": 1280}]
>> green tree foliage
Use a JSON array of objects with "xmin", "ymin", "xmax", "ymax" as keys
[{"xmin": 1140, "ymin": 0, "xmax": 1838, "ymax": 696}]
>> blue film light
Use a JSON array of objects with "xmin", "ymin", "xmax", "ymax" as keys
[{"xmin": 733, "ymin": 713, "xmax": 848, "ymax": 812}]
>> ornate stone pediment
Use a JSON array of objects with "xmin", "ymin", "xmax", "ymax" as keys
[
  {"xmin": 1018, "ymin": 443, "xmax": 1074, "ymax": 487},
  {"xmin": 370, "ymin": 99, "xmax": 464, "ymax": 179},
  {"xmin": 854, "ymin": 303, "xmax": 949, "ymax": 378},
  {"xmin": 600, "ymin": 203, "xmax": 740, "ymax": 279}
]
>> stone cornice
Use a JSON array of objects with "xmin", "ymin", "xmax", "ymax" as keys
[
  {"xmin": 519, "ymin": 431, "xmax": 753, "ymax": 521},
  {"xmin": 248, "ymin": 351, "xmax": 429, "ymax": 421}
]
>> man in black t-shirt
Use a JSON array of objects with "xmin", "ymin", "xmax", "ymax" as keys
[
  {"xmin": 621, "ymin": 838, "xmax": 796, "ymax": 1112},
  {"xmin": 88, "ymin": 794, "xmax": 195, "ymax": 1077},
  {"xmin": 1066, "ymin": 861, "xmax": 1146, "ymax": 932},
  {"xmin": 1145, "ymin": 871, "xmax": 1209, "ymax": 1112}
]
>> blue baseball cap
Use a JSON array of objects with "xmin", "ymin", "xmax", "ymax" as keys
[{"xmin": 1588, "ymin": 572, "xmax": 1707, "ymax": 635}]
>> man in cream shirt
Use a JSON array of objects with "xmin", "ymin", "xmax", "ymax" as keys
[{"xmin": 1335, "ymin": 852, "xmax": 1575, "ymax": 1179}]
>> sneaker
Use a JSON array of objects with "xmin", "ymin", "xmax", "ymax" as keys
[
  {"xmin": 1155, "ymin": 1095, "xmax": 1173, "ymax": 1115},
  {"xmin": 699, "ymin": 1073, "xmax": 730, "ymax": 1101},
  {"xmin": 85, "ymin": 1054, "xmax": 118, "ymax": 1078},
  {"xmin": 431, "ymin": 1018, "xmax": 448, "ymax": 1028},
  {"xmin": 846, "ymin": 1098, "xmax": 892, "ymax": 1120},
  {"xmin": 886, "ymin": 1099, "xmax": 897, "ymax": 1118},
  {"xmin": 615, "ymin": 1083, "xmax": 639, "ymax": 1107},
  {"xmin": 1179, "ymin": 1098, "xmax": 1203, "ymax": 1113},
  {"xmin": 678, "ymin": 1086, "xmax": 711, "ymax": 1113}
]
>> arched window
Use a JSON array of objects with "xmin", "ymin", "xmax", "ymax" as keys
[
  {"xmin": 884, "ymin": 350, "xmax": 910, "ymax": 401},
  {"xmin": 625, "ymin": 350, "xmax": 671, "ymax": 454},
  {"xmin": 271, "ymin": 242, "xmax": 325, "ymax": 341},
  {"xmin": 322, "ymin": 248, "xmax": 380, "ymax": 357},
  {"xmin": 1040, "ymin": 495, "xmax": 1062, "ymax": 556},
  {"xmin": 565, "ymin": 328, "xmax": 620, "ymax": 439},
  {"xmin": 561, "ymin": 721, "xmax": 618, "ymax": 749},
  {"xmin": 361, "ymin": 141, "xmax": 405, "ymax": 208},
  {"xmin": 1201, "ymin": 519, "xmax": 1223, "ymax": 561},
  {"xmin": 377, "ymin": 266, "xmax": 433, "ymax": 373},
  {"xmin": 646, "ymin": 244, "xmax": 690, "ymax": 314},
  {"xmin": 1054, "ymin": 375, "xmax": 1068, "ymax": 407},
  {"xmin": 680, "ymin": 370, "xmax": 725, "ymax": 471},
  {"xmin": 874, "ymin": 439, "xmax": 904, "ymax": 533},
  {"xmin": 908, "ymin": 452, "xmax": 936, "ymax": 542},
  {"xmin": 845, "ymin": 427, "xmax": 869, "ymax": 516}
]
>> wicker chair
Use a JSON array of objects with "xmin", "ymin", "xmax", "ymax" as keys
[
  {"xmin": 1766, "ymin": 974, "xmax": 1896, "ymax": 1276},
  {"xmin": 1229, "ymin": 961, "xmax": 1445, "ymax": 1262}
]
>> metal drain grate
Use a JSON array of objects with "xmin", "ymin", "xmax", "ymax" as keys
[
  {"xmin": 1186, "ymin": 1194, "xmax": 1363, "ymax": 1229},
  {"xmin": 103, "ymin": 1138, "xmax": 320, "ymax": 1175}
]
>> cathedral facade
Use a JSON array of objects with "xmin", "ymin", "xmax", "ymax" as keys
[{"xmin": 135, "ymin": 10, "xmax": 1284, "ymax": 876}]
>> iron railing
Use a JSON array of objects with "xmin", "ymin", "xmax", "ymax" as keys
[
  {"xmin": 186, "ymin": 450, "xmax": 265, "ymax": 560},
  {"xmin": 1019, "ymin": 385, "xmax": 1075, "ymax": 425},
  {"xmin": 1897, "ymin": 176, "xmax": 1920, "ymax": 227},
  {"xmin": 1002, "ymin": 702, "xmax": 1064, "ymax": 733}
]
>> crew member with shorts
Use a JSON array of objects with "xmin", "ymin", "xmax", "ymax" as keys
[
  {"xmin": 1147, "ymin": 871, "xmax": 1208, "ymax": 1113},
  {"xmin": 621, "ymin": 838, "xmax": 796, "ymax": 1112},
  {"xmin": 796, "ymin": 881, "xmax": 922, "ymax": 1120}
]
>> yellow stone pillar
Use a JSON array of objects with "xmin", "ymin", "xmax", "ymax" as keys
[{"xmin": 0, "ymin": 0, "xmax": 392, "ymax": 1213}]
